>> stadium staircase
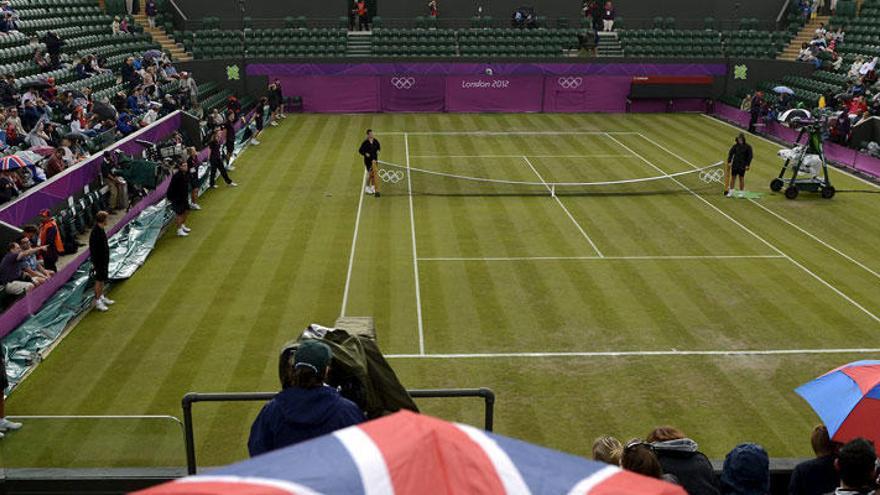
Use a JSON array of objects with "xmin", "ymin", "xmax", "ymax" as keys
[
  {"xmin": 131, "ymin": 12, "xmax": 192, "ymax": 61},
  {"xmin": 346, "ymin": 30, "xmax": 373, "ymax": 57},
  {"xmin": 778, "ymin": 15, "xmax": 830, "ymax": 60},
  {"xmin": 596, "ymin": 31, "xmax": 623, "ymax": 57}
]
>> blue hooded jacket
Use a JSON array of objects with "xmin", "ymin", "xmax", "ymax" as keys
[{"xmin": 248, "ymin": 386, "xmax": 365, "ymax": 457}]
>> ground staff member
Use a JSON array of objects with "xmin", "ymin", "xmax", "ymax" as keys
[
  {"xmin": 167, "ymin": 160, "xmax": 191, "ymax": 238},
  {"xmin": 90, "ymin": 211, "xmax": 114, "ymax": 312},
  {"xmin": 358, "ymin": 129, "xmax": 381, "ymax": 198},
  {"xmin": 726, "ymin": 133, "xmax": 753, "ymax": 197}
]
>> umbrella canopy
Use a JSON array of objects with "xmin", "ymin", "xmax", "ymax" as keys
[
  {"xmin": 796, "ymin": 360, "xmax": 880, "ymax": 448},
  {"xmin": 64, "ymin": 89, "xmax": 86, "ymax": 100},
  {"xmin": 25, "ymin": 146, "xmax": 55, "ymax": 157},
  {"xmin": 91, "ymin": 100, "xmax": 117, "ymax": 120},
  {"xmin": 20, "ymin": 80, "xmax": 52, "ymax": 91},
  {"xmin": 136, "ymin": 411, "xmax": 685, "ymax": 495},
  {"xmin": 143, "ymin": 49, "xmax": 162, "ymax": 59},
  {"xmin": 0, "ymin": 154, "xmax": 34, "ymax": 171},
  {"xmin": 773, "ymin": 86, "xmax": 795, "ymax": 95}
]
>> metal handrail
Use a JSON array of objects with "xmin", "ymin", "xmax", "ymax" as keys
[
  {"xmin": 169, "ymin": 0, "xmax": 188, "ymax": 21},
  {"xmin": 181, "ymin": 387, "xmax": 495, "ymax": 474}
]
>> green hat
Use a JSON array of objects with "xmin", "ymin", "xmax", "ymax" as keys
[{"xmin": 293, "ymin": 340, "xmax": 332, "ymax": 374}]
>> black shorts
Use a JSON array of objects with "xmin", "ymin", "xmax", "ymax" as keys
[
  {"xmin": 364, "ymin": 161, "xmax": 374, "ymax": 172},
  {"xmin": 171, "ymin": 200, "xmax": 189, "ymax": 215},
  {"xmin": 255, "ymin": 117, "xmax": 263, "ymax": 132},
  {"xmin": 189, "ymin": 172, "xmax": 200, "ymax": 189},
  {"xmin": 0, "ymin": 355, "xmax": 8, "ymax": 391},
  {"xmin": 93, "ymin": 263, "xmax": 109, "ymax": 283},
  {"xmin": 731, "ymin": 166, "xmax": 747, "ymax": 177},
  {"xmin": 225, "ymin": 140, "xmax": 235, "ymax": 155}
]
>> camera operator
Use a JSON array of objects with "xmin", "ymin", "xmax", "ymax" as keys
[{"xmin": 102, "ymin": 151, "xmax": 128, "ymax": 211}]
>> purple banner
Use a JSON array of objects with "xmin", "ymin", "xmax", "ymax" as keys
[
  {"xmin": 277, "ymin": 76, "xmax": 379, "ymax": 113},
  {"xmin": 713, "ymin": 103, "xmax": 880, "ymax": 180},
  {"xmin": 446, "ymin": 76, "xmax": 544, "ymax": 113},
  {"xmin": 0, "ymin": 112, "xmax": 183, "ymax": 229},
  {"xmin": 543, "ymin": 76, "xmax": 630, "ymax": 113},
  {"xmin": 380, "ymin": 76, "xmax": 445, "ymax": 112}
]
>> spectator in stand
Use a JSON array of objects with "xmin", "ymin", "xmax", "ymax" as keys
[
  {"xmin": 21, "ymin": 225, "xmax": 38, "ymax": 246},
  {"xmin": 0, "ymin": 240, "xmax": 46, "ymax": 295},
  {"xmin": 140, "ymin": 103, "xmax": 159, "ymax": 126},
  {"xmin": 798, "ymin": 42, "xmax": 818, "ymax": 64},
  {"xmin": 0, "ymin": 74, "xmax": 17, "ymax": 107},
  {"xmin": 89, "ymin": 210, "xmax": 114, "ymax": 312},
  {"xmin": 601, "ymin": 1, "xmax": 615, "ymax": 32},
  {"xmin": 42, "ymin": 31, "xmax": 64, "ymax": 69},
  {"xmin": 119, "ymin": 16, "xmax": 130, "ymax": 34},
  {"xmin": 591, "ymin": 436, "xmax": 623, "ymax": 465},
  {"xmin": 816, "ymin": 22, "xmax": 827, "ymax": 37},
  {"xmin": 121, "ymin": 57, "xmax": 141, "ymax": 89},
  {"xmin": 789, "ymin": 425, "xmax": 840, "ymax": 495},
  {"xmin": 24, "ymin": 121, "xmax": 49, "ymax": 148},
  {"xmin": 38, "ymin": 209, "xmax": 63, "ymax": 273},
  {"xmin": 208, "ymin": 108, "xmax": 224, "ymax": 129},
  {"xmin": 0, "ymin": 171, "xmax": 19, "ymax": 203},
  {"xmin": 18, "ymin": 237, "xmax": 50, "ymax": 286},
  {"xmin": 0, "ymin": 11, "xmax": 18, "ymax": 33},
  {"xmin": 828, "ymin": 438, "xmax": 877, "ymax": 495},
  {"xmin": 111, "ymin": 16, "xmax": 121, "ymax": 34},
  {"xmin": 247, "ymin": 340, "xmax": 365, "ymax": 456},
  {"xmin": 167, "ymin": 160, "xmax": 191, "ymax": 237},
  {"xmin": 185, "ymin": 146, "xmax": 201, "ymax": 210},
  {"xmin": 102, "ymin": 151, "xmax": 127, "ymax": 211},
  {"xmin": 428, "ymin": 0, "xmax": 438, "ymax": 17},
  {"xmin": 621, "ymin": 439, "xmax": 670, "ymax": 482},
  {"xmin": 4, "ymin": 107, "xmax": 24, "ymax": 146},
  {"xmin": 208, "ymin": 127, "xmax": 236, "ymax": 189},
  {"xmin": 357, "ymin": 0, "xmax": 368, "ymax": 31},
  {"xmin": 116, "ymin": 110, "xmax": 136, "ymax": 136},
  {"xmin": 70, "ymin": 107, "xmax": 97, "ymax": 138},
  {"xmin": 145, "ymin": 0, "xmax": 157, "ymax": 28},
  {"xmin": 33, "ymin": 47, "xmax": 49, "ymax": 70},
  {"xmin": 720, "ymin": 443, "xmax": 770, "ymax": 495},
  {"xmin": 44, "ymin": 148, "xmax": 66, "ymax": 178},
  {"xmin": 648, "ymin": 426, "xmax": 720, "ymax": 495},
  {"xmin": 226, "ymin": 95, "xmax": 241, "ymax": 121},
  {"xmin": 847, "ymin": 95, "xmax": 868, "ymax": 120},
  {"xmin": 127, "ymin": 86, "xmax": 143, "ymax": 114}
]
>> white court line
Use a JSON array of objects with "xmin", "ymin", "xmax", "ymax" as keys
[
  {"xmin": 409, "ymin": 154, "xmax": 635, "ymax": 159},
  {"xmin": 606, "ymin": 132, "xmax": 880, "ymax": 324},
  {"xmin": 419, "ymin": 255, "xmax": 787, "ymax": 261},
  {"xmin": 339, "ymin": 170, "xmax": 368, "ymax": 318},
  {"xmin": 521, "ymin": 156, "xmax": 604, "ymax": 257},
  {"xmin": 381, "ymin": 131, "xmax": 640, "ymax": 136},
  {"xmin": 405, "ymin": 133, "xmax": 426, "ymax": 355},
  {"xmin": 700, "ymin": 113, "xmax": 880, "ymax": 190},
  {"xmin": 637, "ymin": 131, "xmax": 880, "ymax": 282},
  {"xmin": 384, "ymin": 348, "xmax": 880, "ymax": 359}
]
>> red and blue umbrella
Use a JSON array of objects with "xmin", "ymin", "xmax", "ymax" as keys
[
  {"xmin": 0, "ymin": 154, "xmax": 34, "ymax": 171},
  {"xmin": 136, "ymin": 410, "xmax": 685, "ymax": 495},
  {"xmin": 796, "ymin": 360, "xmax": 880, "ymax": 447}
]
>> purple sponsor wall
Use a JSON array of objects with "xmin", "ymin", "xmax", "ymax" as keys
[
  {"xmin": 0, "ymin": 112, "xmax": 183, "ymax": 229},
  {"xmin": 714, "ymin": 103, "xmax": 880, "ymax": 180},
  {"xmin": 251, "ymin": 63, "xmax": 726, "ymax": 114}
]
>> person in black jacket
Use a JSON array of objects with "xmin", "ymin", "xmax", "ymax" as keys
[
  {"xmin": 89, "ymin": 210, "xmax": 113, "ymax": 312},
  {"xmin": 789, "ymin": 425, "xmax": 840, "ymax": 495},
  {"xmin": 648, "ymin": 426, "xmax": 720, "ymax": 495},
  {"xmin": 208, "ymin": 127, "xmax": 236, "ymax": 188},
  {"xmin": 0, "ymin": 74, "xmax": 17, "ymax": 107},
  {"xmin": 725, "ymin": 133, "xmax": 753, "ymax": 198},
  {"xmin": 41, "ymin": 31, "xmax": 64, "ymax": 69},
  {"xmin": 167, "ymin": 160, "xmax": 191, "ymax": 237},
  {"xmin": 358, "ymin": 129, "xmax": 381, "ymax": 198}
]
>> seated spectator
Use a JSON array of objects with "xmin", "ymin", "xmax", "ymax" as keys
[
  {"xmin": 102, "ymin": 151, "xmax": 128, "ymax": 211},
  {"xmin": 592, "ymin": 435, "xmax": 623, "ymax": 465},
  {"xmin": 74, "ymin": 57, "xmax": 90, "ymax": 79},
  {"xmin": 648, "ymin": 426, "xmax": 720, "ymax": 495},
  {"xmin": 0, "ymin": 170, "xmax": 19, "ymax": 203},
  {"xmin": 127, "ymin": 87, "xmax": 143, "ymax": 114},
  {"xmin": 849, "ymin": 58, "xmax": 864, "ymax": 80},
  {"xmin": 855, "ymin": 110, "xmax": 872, "ymax": 126},
  {"xmin": 4, "ymin": 107, "xmax": 24, "ymax": 145},
  {"xmin": 33, "ymin": 47, "xmax": 49, "ymax": 70},
  {"xmin": 815, "ymin": 22, "xmax": 826, "ymax": 37},
  {"xmin": 829, "ymin": 438, "xmax": 877, "ymax": 495},
  {"xmin": 720, "ymin": 443, "xmax": 769, "ymax": 495},
  {"xmin": 17, "ymin": 237, "xmax": 50, "ymax": 286},
  {"xmin": 0, "ymin": 11, "xmax": 18, "ymax": 33},
  {"xmin": 621, "ymin": 439, "xmax": 670, "ymax": 481},
  {"xmin": 41, "ymin": 31, "xmax": 64, "ymax": 68},
  {"xmin": 830, "ymin": 111, "xmax": 852, "ymax": 145},
  {"xmin": 24, "ymin": 121, "xmax": 49, "ymax": 148},
  {"xmin": 20, "ymin": 99, "xmax": 41, "ymax": 131},
  {"xmin": 247, "ymin": 340, "xmax": 365, "ymax": 457},
  {"xmin": 788, "ymin": 425, "xmax": 840, "ymax": 495},
  {"xmin": 0, "ymin": 74, "xmax": 17, "ymax": 107},
  {"xmin": 116, "ymin": 110, "xmax": 136, "ymax": 135},
  {"xmin": 119, "ymin": 16, "xmax": 129, "ymax": 33},
  {"xmin": 120, "ymin": 57, "xmax": 141, "ymax": 89},
  {"xmin": 0, "ymin": 241, "xmax": 46, "ymax": 295},
  {"xmin": 141, "ymin": 103, "xmax": 159, "ymax": 126},
  {"xmin": 798, "ymin": 43, "xmax": 817, "ymax": 63},
  {"xmin": 847, "ymin": 96, "xmax": 867, "ymax": 119},
  {"xmin": 44, "ymin": 148, "xmax": 66, "ymax": 177},
  {"xmin": 111, "ymin": 16, "xmax": 121, "ymax": 35}
]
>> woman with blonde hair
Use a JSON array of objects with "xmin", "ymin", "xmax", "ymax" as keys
[{"xmin": 591, "ymin": 435, "xmax": 623, "ymax": 465}]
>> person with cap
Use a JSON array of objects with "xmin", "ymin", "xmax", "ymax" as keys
[
  {"xmin": 247, "ymin": 340, "xmax": 365, "ymax": 457},
  {"xmin": 789, "ymin": 425, "xmax": 841, "ymax": 495},
  {"xmin": 826, "ymin": 438, "xmax": 877, "ymax": 495},
  {"xmin": 725, "ymin": 133, "xmax": 753, "ymax": 198},
  {"xmin": 89, "ymin": 211, "xmax": 113, "ymax": 312},
  {"xmin": 720, "ymin": 443, "xmax": 770, "ymax": 495},
  {"xmin": 38, "ymin": 209, "xmax": 63, "ymax": 272}
]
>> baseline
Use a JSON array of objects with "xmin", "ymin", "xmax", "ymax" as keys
[
  {"xmin": 418, "ymin": 255, "xmax": 787, "ymax": 261},
  {"xmin": 384, "ymin": 348, "xmax": 880, "ymax": 359}
]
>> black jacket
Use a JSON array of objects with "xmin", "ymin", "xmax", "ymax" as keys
[
  {"xmin": 167, "ymin": 170, "xmax": 189, "ymax": 204},
  {"xmin": 0, "ymin": 80, "xmax": 16, "ymax": 107},
  {"xmin": 790, "ymin": 455, "xmax": 839, "ymax": 495},
  {"xmin": 653, "ymin": 440, "xmax": 720, "ymax": 495},
  {"xmin": 727, "ymin": 142, "xmax": 753, "ymax": 169},
  {"xmin": 89, "ymin": 225, "xmax": 109, "ymax": 268},
  {"xmin": 358, "ymin": 138, "xmax": 380, "ymax": 165}
]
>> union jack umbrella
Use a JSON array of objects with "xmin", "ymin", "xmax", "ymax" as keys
[
  {"xmin": 136, "ymin": 410, "xmax": 685, "ymax": 495},
  {"xmin": 0, "ymin": 154, "xmax": 33, "ymax": 171}
]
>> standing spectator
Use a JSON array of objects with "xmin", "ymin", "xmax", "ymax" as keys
[
  {"xmin": 648, "ymin": 426, "xmax": 720, "ymax": 495},
  {"xmin": 349, "ymin": 0, "xmax": 357, "ymax": 30},
  {"xmin": 101, "ymin": 151, "xmax": 128, "ymax": 211},
  {"xmin": 223, "ymin": 111, "xmax": 239, "ymax": 166},
  {"xmin": 0, "ymin": 346, "xmax": 23, "ymax": 438},
  {"xmin": 789, "ymin": 425, "xmax": 840, "ymax": 495},
  {"xmin": 827, "ymin": 438, "xmax": 877, "ymax": 495},
  {"xmin": 592, "ymin": 436, "xmax": 623, "ymax": 465},
  {"xmin": 185, "ymin": 147, "xmax": 201, "ymax": 210},
  {"xmin": 37, "ymin": 210, "xmax": 63, "ymax": 273},
  {"xmin": 180, "ymin": 72, "xmax": 198, "ymax": 108},
  {"xmin": 247, "ymin": 340, "xmax": 365, "ymax": 456},
  {"xmin": 601, "ymin": 1, "xmax": 615, "ymax": 31},
  {"xmin": 89, "ymin": 211, "xmax": 113, "ymax": 312},
  {"xmin": 226, "ymin": 95, "xmax": 242, "ymax": 121},
  {"xmin": 145, "ymin": 0, "xmax": 157, "ymax": 28},
  {"xmin": 208, "ymin": 128, "xmax": 236, "ymax": 189},
  {"xmin": 720, "ymin": 443, "xmax": 770, "ymax": 495},
  {"xmin": 621, "ymin": 439, "xmax": 666, "ymax": 480},
  {"xmin": 167, "ymin": 160, "xmax": 191, "ymax": 237},
  {"xmin": 428, "ymin": 0, "xmax": 438, "ymax": 17},
  {"xmin": 357, "ymin": 0, "xmax": 368, "ymax": 31},
  {"xmin": 0, "ymin": 241, "xmax": 45, "ymax": 295},
  {"xmin": 748, "ymin": 92, "xmax": 764, "ymax": 133},
  {"xmin": 111, "ymin": 16, "xmax": 121, "ymax": 34},
  {"xmin": 42, "ymin": 31, "xmax": 64, "ymax": 69}
]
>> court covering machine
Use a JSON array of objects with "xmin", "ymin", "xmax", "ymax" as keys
[{"xmin": 769, "ymin": 109, "xmax": 835, "ymax": 200}]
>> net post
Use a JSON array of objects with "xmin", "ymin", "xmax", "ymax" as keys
[{"xmin": 551, "ymin": 185, "xmax": 556, "ymax": 198}]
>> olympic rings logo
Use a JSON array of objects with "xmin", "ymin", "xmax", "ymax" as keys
[
  {"xmin": 557, "ymin": 76, "xmax": 583, "ymax": 89},
  {"xmin": 379, "ymin": 169, "xmax": 405, "ymax": 183},
  {"xmin": 391, "ymin": 77, "xmax": 416, "ymax": 90},
  {"xmin": 700, "ymin": 169, "xmax": 725, "ymax": 184}
]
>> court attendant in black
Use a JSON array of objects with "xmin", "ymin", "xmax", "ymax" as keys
[{"xmin": 358, "ymin": 129, "xmax": 381, "ymax": 197}]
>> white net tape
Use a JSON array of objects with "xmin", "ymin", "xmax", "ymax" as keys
[
  {"xmin": 378, "ymin": 169, "xmax": 405, "ymax": 184},
  {"xmin": 377, "ymin": 160, "xmax": 724, "ymax": 188}
]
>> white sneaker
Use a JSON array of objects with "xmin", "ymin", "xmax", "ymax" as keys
[
  {"xmin": 190, "ymin": 203, "xmax": 201, "ymax": 210},
  {"xmin": 271, "ymin": 121, "xmax": 279, "ymax": 127},
  {"xmin": 0, "ymin": 430, "xmax": 4, "ymax": 439},
  {"xmin": 251, "ymin": 139, "xmax": 260, "ymax": 145},
  {"xmin": 176, "ymin": 228, "xmax": 189, "ymax": 237},
  {"xmin": 0, "ymin": 418, "xmax": 22, "ymax": 431},
  {"xmin": 100, "ymin": 295, "xmax": 115, "ymax": 305},
  {"xmin": 364, "ymin": 185, "xmax": 372, "ymax": 194},
  {"xmin": 211, "ymin": 185, "xmax": 219, "ymax": 189},
  {"xmin": 228, "ymin": 182, "xmax": 238, "ymax": 187},
  {"xmin": 182, "ymin": 225, "xmax": 191, "ymax": 233},
  {"xmin": 96, "ymin": 300, "xmax": 109, "ymax": 312},
  {"xmin": 227, "ymin": 166, "xmax": 236, "ymax": 171}
]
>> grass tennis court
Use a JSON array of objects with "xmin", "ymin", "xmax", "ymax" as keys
[{"xmin": 3, "ymin": 113, "xmax": 880, "ymax": 469}]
